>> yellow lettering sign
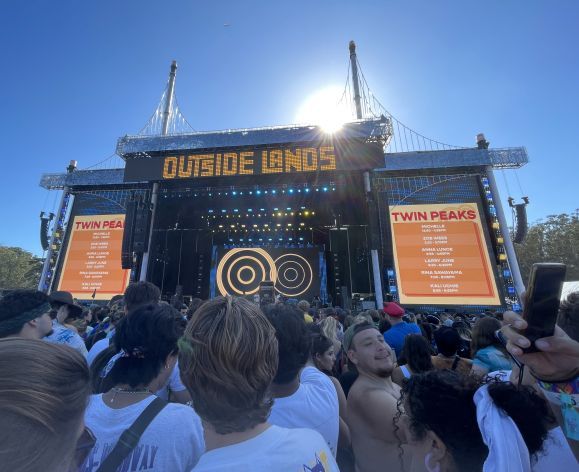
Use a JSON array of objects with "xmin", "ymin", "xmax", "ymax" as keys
[
  {"xmin": 223, "ymin": 153, "xmax": 238, "ymax": 175},
  {"xmin": 163, "ymin": 156, "xmax": 178, "ymax": 179},
  {"xmin": 178, "ymin": 156, "xmax": 192, "ymax": 178},
  {"xmin": 162, "ymin": 145, "xmax": 342, "ymax": 179},
  {"xmin": 199, "ymin": 155, "xmax": 215, "ymax": 177},
  {"xmin": 319, "ymin": 146, "xmax": 336, "ymax": 171},
  {"xmin": 239, "ymin": 152, "xmax": 254, "ymax": 175},
  {"xmin": 262, "ymin": 149, "xmax": 283, "ymax": 174},
  {"xmin": 302, "ymin": 148, "xmax": 318, "ymax": 171},
  {"xmin": 285, "ymin": 149, "xmax": 302, "ymax": 172}
]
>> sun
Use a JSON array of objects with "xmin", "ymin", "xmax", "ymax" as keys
[{"xmin": 295, "ymin": 85, "xmax": 354, "ymax": 133}]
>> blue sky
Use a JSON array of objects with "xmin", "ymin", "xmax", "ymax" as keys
[{"xmin": 1, "ymin": 1, "xmax": 578, "ymax": 256}]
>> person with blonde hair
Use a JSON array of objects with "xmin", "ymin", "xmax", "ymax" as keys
[
  {"xmin": 320, "ymin": 315, "xmax": 341, "ymax": 352},
  {"xmin": 179, "ymin": 296, "xmax": 338, "ymax": 470},
  {"xmin": 0, "ymin": 338, "xmax": 91, "ymax": 472}
]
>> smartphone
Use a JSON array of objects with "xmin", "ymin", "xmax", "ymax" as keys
[{"xmin": 521, "ymin": 263, "xmax": 566, "ymax": 352}]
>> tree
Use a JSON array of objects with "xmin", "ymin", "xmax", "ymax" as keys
[
  {"xmin": 0, "ymin": 246, "xmax": 44, "ymax": 290},
  {"xmin": 514, "ymin": 210, "xmax": 579, "ymax": 284}
]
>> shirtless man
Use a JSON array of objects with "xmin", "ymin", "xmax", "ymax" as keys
[{"xmin": 345, "ymin": 321, "xmax": 405, "ymax": 472}]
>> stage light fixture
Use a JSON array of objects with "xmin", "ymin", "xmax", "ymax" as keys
[
  {"xmin": 304, "ymin": 211, "xmax": 309, "ymax": 216},
  {"xmin": 276, "ymin": 223, "xmax": 281, "ymax": 227},
  {"xmin": 256, "ymin": 190, "xmax": 262, "ymax": 195},
  {"xmin": 272, "ymin": 190, "xmax": 276, "ymax": 194},
  {"xmin": 300, "ymin": 222, "xmax": 305, "ymax": 226},
  {"xmin": 289, "ymin": 189, "xmax": 294, "ymax": 193},
  {"xmin": 323, "ymin": 187, "xmax": 328, "ymax": 192},
  {"xmin": 221, "ymin": 209, "xmax": 226, "ymax": 213},
  {"xmin": 264, "ymin": 190, "xmax": 268, "ymax": 194},
  {"xmin": 232, "ymin": 191, "xmax": 237, "ymax": 195},
  {"xmin": 234, "ymin": 209, "xmax": 239, "ymax": 212}
]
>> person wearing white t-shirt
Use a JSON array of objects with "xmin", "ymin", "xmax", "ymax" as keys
[
  {"xmin": 264, "ymin": 304, "xmax": 340, "ymax": 456},
  {"xmin": 179, "ymin": 296, "xmax": 339, "ymax": 472},
  {"xmin": 82, "ymin": 304, "xmax": 204, "ymax": 471}
]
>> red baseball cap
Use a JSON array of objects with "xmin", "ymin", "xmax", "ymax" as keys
[{"xmin": 383, "ymin": 302, "xmax": 405, "ymax": 317}]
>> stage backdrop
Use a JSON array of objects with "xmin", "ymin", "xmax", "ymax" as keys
[
  {"xmin": 389, "ymin": 203, "xmax": 501, "ymax": 305},
  {"xmin": 212, "ymin": 247, "xmax": 321, "ymax": 300},
  {"xmin": 57, "ymin": 214, "xmax": 131, "ymax": 300}
]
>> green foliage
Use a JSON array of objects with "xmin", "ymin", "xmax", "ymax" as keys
[
  {"xmin": 515, "ymin": 211, "xmax": 579, "ymax": 284},
  {"xmin": 0, "ymin": 246, "xmax": 44, "ymax": 290}
]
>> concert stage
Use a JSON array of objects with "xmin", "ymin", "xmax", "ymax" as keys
[{"xmin": 38, "ymin": 116, "xmax": 528, "ymax": 312}]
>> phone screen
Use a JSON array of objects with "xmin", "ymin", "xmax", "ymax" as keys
[{"xmin": 523, "ymin": 264, "xmax": 566, "ymax": 345}]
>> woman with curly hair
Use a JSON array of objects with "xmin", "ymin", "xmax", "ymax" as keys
[{"xmin": 395, "ymin": 369, "xmax": 552, "ymax": 471}]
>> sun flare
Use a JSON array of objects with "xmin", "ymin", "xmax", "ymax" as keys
[{"xmin": 295, "ymin": 85, "xmax": 353, "ymax": 133}]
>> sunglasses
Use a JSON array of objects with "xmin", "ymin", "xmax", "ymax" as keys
[{"xmin": 72, "ymin": 427, "xmax": 96, "ymax": 470}]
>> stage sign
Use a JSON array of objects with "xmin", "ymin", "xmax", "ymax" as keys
[
  {"xmin": 389, "ymin": 203, "xmax": 501, "ymax": 305},
  {"xmin": 214, "ymin": 247, "xmax": 320, "ymax": 300},
  {"xmin": 123, "ymin": 140, "xmax": 384, "ymax": 182},
  {"xmin": 57, "ymin": 214, "xmax": 131, "ymax": 300}
]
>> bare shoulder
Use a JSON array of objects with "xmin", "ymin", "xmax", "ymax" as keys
[
  {"xmin": 349, "ymin": 378, "xmax": 400, "ymax": 412},
  {"xmin": 347, "ymin": 379, "xmax": 402, "ymax": 441},
  {"xmin": 329, "ymin": 376, "xmax": 346, "ymax": 395}
]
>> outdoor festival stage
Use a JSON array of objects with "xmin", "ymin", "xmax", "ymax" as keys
[{"xmin": 38, "ymin": 115, "xmax": 528, "ymax": 312}]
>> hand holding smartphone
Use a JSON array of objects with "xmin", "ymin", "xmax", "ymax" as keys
[{"xmin": 520, "ymin": 263, "xmax": 566, "ymax": 353}]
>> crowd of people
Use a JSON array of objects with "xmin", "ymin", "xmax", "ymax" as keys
[{"xmin": 0, "ymin": 283, "xmax": 577, "ymax": 471}]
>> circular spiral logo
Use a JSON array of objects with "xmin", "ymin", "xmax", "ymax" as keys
[
  {"xmin": 274, "ymin": 253, "xmax": 313, "ymax": 298},
  {"xmin": 216, "ymin": 248, "xmax": 277, "ymax": 296}
]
